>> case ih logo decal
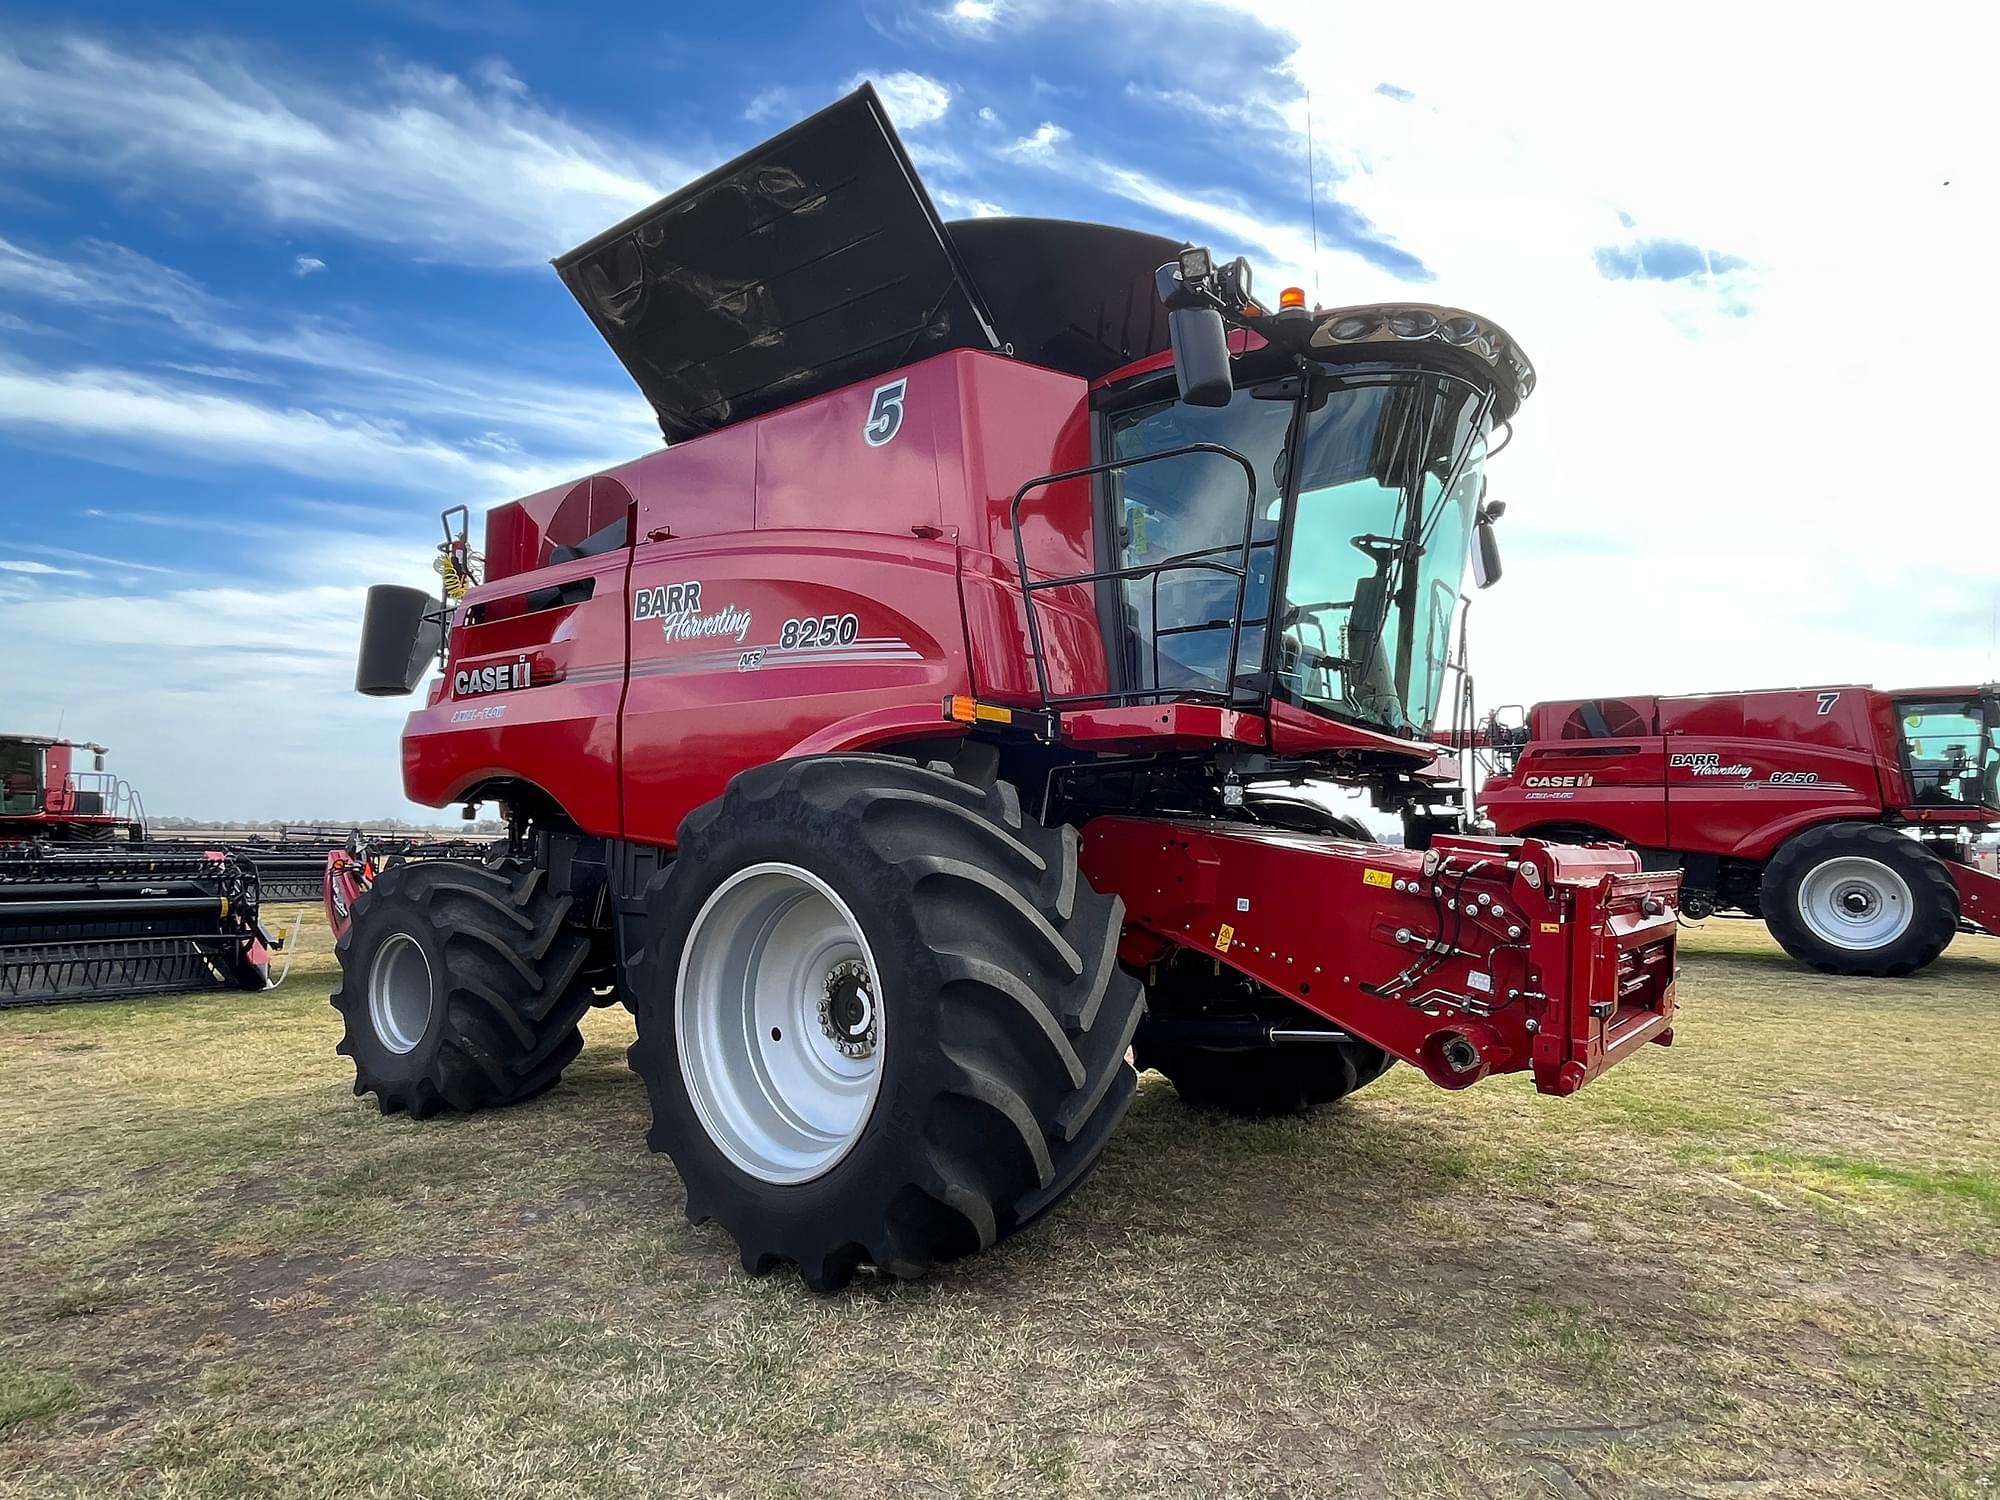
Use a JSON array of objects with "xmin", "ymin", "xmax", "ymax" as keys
[
  {"xmin": 634, "ymin": 580, "xmax": 754, "ymax": 644},
  {"xmin": 455, "ymin": 658, "xmax": 530, "ymax": 695},
  {"xmin": 1525, "ymin": 774, "xmax": 1594, "ymax": 788},
  {"xmin": 1671, "ymin": 753, "xmax": 1753, "ymax": 778}
]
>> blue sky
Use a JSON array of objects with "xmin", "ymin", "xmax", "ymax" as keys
[{"xmin": 1, "ymin": 2, "xmax": 1994, "ymax": 820}]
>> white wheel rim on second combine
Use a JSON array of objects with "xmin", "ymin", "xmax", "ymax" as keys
[
  {"xmin": 1797, "ymin": 855, "xmax": 1913, "ymax": 951},
  {"xmin": 677, "ymin": 863, "xmax": 885, "ymax": 1185}
]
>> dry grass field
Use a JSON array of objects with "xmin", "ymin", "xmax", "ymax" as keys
[{"xmin": 1, "ymin": 913, "xmax": 1994, "ymax": 1498}]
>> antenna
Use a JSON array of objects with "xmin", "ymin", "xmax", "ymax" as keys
[
  {"xmin": 54, "ymin": 708, "xmax": 64, "ymax": 738},
  {"xmin": 1306, "ymin": 88, "xmax": 1321, "ymax": 306}
]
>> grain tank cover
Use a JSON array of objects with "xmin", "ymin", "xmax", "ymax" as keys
[
  {"xmin": 555, "ymin": 84, "xmax": 1000, "ymax": 444},
  {"xmin": 945, "ymin": 217, "xmax": 1183, "ymax": 381}
]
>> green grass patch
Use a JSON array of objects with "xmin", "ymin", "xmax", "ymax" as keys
[
  {"xmin": 1726, "ymin": 1148, "xmax": 2000, "ymax": 1218},
  {"xmin": 0, "ymin": 1362, "xmax": 90, "ymax": 1434}
]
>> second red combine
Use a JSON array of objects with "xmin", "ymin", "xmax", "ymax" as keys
[
  {"xmin": 1482, "ymin": 684, "xmax": 1999, "ymax": 975},
  {"xmin": 337, "ymin": 87, "xmax": 1680, "ymax": 1289}
]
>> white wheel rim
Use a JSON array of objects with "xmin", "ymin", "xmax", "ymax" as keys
[
  {"xmin": 368, "ymin": 932, "xmax": 434, "ymax": 1054},
  {"xmin": 1797, "ymin": 856, "xmax": 1914, "ymax": 951},
  {"xmin": 676, "ymin": 863, "xmax": 885, "ymax": 1185}
]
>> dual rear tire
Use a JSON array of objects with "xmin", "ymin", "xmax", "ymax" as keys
[{"xmin": 331, "ymin": 859, "xmax": 597, "ymax": 1117}]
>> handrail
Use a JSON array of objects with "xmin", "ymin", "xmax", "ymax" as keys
[{"xmin": 1009, "ymin": 442, "xmax": 1261, "ymax": 710}]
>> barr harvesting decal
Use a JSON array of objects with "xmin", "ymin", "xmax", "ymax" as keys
[{"xmin": 634, "ymin": 580, "xmax": 754, "ymax": 644}]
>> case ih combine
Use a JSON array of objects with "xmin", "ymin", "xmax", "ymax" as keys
[
  {"xmin": 336, "ymin": 87, "xmax": 1679, "ymax": 1289},
  {"xmin": 0, "ymin": 734, "xmax": 276, "ymax": 1006},
  {"xmin": 1480, "ymin": 685, "xmax": 2000, "ymax": 975}
]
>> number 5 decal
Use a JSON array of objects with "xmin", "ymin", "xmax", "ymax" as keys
[
  {"xmin": 864, "ymin": 378, "xmax": 907, "ymax": 447},
  {"xmin": 1816, "ymin": 691, "xmax": 1841, "ymax": 716}
]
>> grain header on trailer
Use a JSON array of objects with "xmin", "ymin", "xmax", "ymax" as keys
[{"xmin": 336, "ymin": 86, "xmax": 1681, "ymax": 1289}]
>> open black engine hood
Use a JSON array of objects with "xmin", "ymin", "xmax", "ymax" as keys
[{"xmin": 554, "ymin": 85, "xmax": 1185, "ymax": 444}]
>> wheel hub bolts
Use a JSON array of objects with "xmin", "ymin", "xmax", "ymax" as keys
[{"xmin": 819, "ymin": 959, "xmax": 878, "ymax": 1058}]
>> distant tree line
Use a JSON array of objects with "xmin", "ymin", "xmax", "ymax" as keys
[{"xmin": 149, "ymin": 815, "xmax": 507, "ymax": 835}]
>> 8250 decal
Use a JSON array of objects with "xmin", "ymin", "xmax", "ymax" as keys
[{"xmin": 780, "ymin": 613, "xmax": 860, "ymax": 649}]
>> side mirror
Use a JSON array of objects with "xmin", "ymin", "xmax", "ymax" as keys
[
  {"xmin": 1156, "ymin": 255, "xmax": 1234, "ymax": 408},
  {"xmin": 356, "ymin": 584, "xmax": 445, "ymax": 696},
  {"xmin": 1471, "ymin": 518, "xmax": 1503, "ymax": 590},
  {"xmin": 1167, "ymin": 307, "xmax": 1233, "ymax": 407}
]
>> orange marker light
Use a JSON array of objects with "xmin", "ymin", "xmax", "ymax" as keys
[{"xmin": 1278, "ymin": 287, "xmax": 1307, "ymax": 310}]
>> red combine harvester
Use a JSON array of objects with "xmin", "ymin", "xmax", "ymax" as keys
[
  {"xmin": 0, "ymin": 735, "xmax": 144, "ymax": 841},
  {"xmin": 1480, "ymin": 684, "xmax": 2000, "ymax": 975},
  {"xmin": 0, "ymin": 733, "xmax": 276, "ymax": 1006},
  {"xmin": 337, "ymin": 87, "xmax": 1679, "ymax": 1288}
]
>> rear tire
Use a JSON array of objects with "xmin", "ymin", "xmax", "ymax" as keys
[
  {"xmin": 625, "ymin": 754, "xmax": 1144, "ymax": 1291},
  {"xmin": 1137, "ymin": 1035, "xmax": 1392, "ymax": 1116},
  {"xmin": 1761, "ymin": 822, "xmax": 1959, "ymax": 977},
  {"xmin": 332, "ymin": 859, "xmax": 596, "ymax": 1117}
]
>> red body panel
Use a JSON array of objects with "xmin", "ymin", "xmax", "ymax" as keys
[
  {"xmin": 1485, "ymin": 685, "xmax": 1906, "ymax": 859},
  {"xmin": 1081, "ymin": 821, "xmax": 1678, "ymax": 1096},
  {"xmin": 408, "ymin": 349, "xmax": 1094, "ymax": 842},
  {"xmin": 1951, "ymin": 860, "xmax": 2000, "ymax": 933},
  {"xmin": 1485, "ymin": 684, "xmax": 1998, "ymax": 937}
]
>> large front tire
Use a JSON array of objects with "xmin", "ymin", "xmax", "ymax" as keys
[
  {"xmin": 331, "ymin": 859, "xmax": 596, "ymax": 1117},
  {"xmin": 626, "ymin": 755, "xmax": 1144, "ymax": 1291},
  {"xmin": 1761, "ymin": 822, "xmax": 1959, "ymax": 977}
]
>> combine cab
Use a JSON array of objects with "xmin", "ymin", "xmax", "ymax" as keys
[
  {"xmin": 0, "ymin": 734, "xmax": 144, "ymax": 843},
  {"xmin": 334, "ymin": 86, "xmax": 1680, "ymax": 1289},
  {"xmin": 1481, "ymin": 684, "xmax": 2000, "ymax": 974}
]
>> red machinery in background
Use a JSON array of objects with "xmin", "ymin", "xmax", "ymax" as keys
[
  {"xmin": 1480, "ymin": 684, "xmax": 1999, "ymax": 975},
  {"xmin": 0, "ymin": 733, "xmax": 287, "ymax": 1006}
]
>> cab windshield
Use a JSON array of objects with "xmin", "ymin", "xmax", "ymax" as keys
[
  {"xmin": 1898, "ymin": 696, "xmax": 2000, "ymax": 810},
  {"xmin": 1106, "ymin": 367, "xmax": 1492, "ymax": 734}
]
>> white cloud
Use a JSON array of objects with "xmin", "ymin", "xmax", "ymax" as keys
[
  {"xmin": 940, "ymin": 0, "xmax": 1003, "ymax": 31},
  {"xmin": 0, "ymin": 35, "xmax": 695, "ymax": 267},
  {"xmin": 1004, "ymin": 121, "xmax": 1068, "ymax": 159},
  {"xmin": 291, "ymin": 254, "xmax": 325, "ymax": 276},
  {"xmin": 935, "ymin": 189, "xmax": 1008, "ymax": 219},
  {"xmin": 0, "ymin": 540, "xmax": 444, "ymax": 821},
  {"xmin": 0, "ymin": 233, "xmax": 661, "ymax": 465},
  {"xmin": 0, "ymin": 559, "xmax": 85, "ymax": 575},
  {"xmin": 847, "ymin": 70, "xmax": 953, "ymax": 130},
  {"xmin": 997, "ymin": 1, "xmax": 2000, "ymax": 699},
  {"xmin": 0, "ymin": 358, "xmax": 562, "ymax": 500},
  {"xmin": 14, "ymin": 543, "xmax": 182, "ymax": 576}
]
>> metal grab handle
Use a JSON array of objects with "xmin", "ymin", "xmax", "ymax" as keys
[{"xmin": 1009, "ymin": 442, "xmax": 1260, "ymax": 710}]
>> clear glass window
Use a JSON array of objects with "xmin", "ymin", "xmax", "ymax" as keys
[
  {"xmin": 1899, "ymin": 698, "xmax": 2000, "ymax": 807},
  {"xmin": 1103, "ymin": 367, "xmax": 1492, "ymax": 733}
]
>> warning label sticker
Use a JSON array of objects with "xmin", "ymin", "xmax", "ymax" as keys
[
  {"xmin": 1216, "ymin": 923, "xmax": 1235, "ymax": 952},
  {"xmin": 1362, "ymin": 868, "xmax": 1394, "ymax": 889}
]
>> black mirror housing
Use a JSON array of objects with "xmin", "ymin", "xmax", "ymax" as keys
[
  {"xmin": 1167, "ymin": 306, "xmax": 1233, "ymax": 407},
  {"xmin": 1471, "ymin": 519, "xmax": 1503, "ymax": 590},
  {"xmin": 356, "ymin": 584, "xmax": 444, "ymax": 696}
]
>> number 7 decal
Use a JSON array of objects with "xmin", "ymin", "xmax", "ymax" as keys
[{"xmin": 1816, "ymin": 691, "xmax": 1840, "ymax": 716}]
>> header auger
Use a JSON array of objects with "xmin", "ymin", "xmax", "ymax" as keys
[{"xmin": 336, "ymin": 84, "xmax": 1679, "ymax": 1289}]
